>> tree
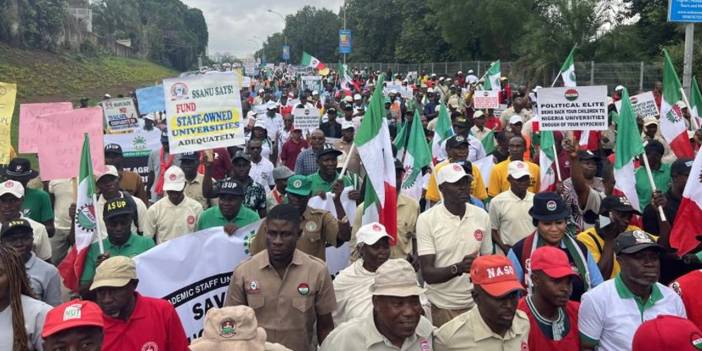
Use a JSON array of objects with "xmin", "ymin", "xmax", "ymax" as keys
[
  {"xmin": 394, "ymin": 0, "xmax": 452, "ymax": 62},
  {"xmin": 344, "ymin": 0, "xmax": 402, "ymax": 62}
]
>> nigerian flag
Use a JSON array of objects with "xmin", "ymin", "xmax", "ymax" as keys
[
  {"xmin": 301, "ymin": 51, "xmax": 326, "ymax": 70},
  {"xmin": 431, "ymin": 102, "xmax": 454, "ymax": 163},
  {"xmin": 393, "ymin": 119, "xmax": 408, "ymax": 160},
  {"xmin": 402, "ymin": 109, "xmax": 431, "ymax": 200},
  {"xmin": 691, "ymin": 76, "xmax": 702, "ymax": 129},
  {"xmin": 560, "ymin": 47, "xmax": 577, "ymax": 87},
  {"xmin": 483, "ymin": 60, "xmax": 501, "ymax": 91},
  {"xmin": 480, "ymin": 130, "xmax": 496, "ymax": 155},
  {"xmin": 614, "ymin": 88, "xmax": 645, "ymax": 212},
  {"xmin": 539, "ymin": 131, "xmax": 558, "ymax": 192}
]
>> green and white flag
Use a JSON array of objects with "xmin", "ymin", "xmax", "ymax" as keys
[
  {"xmin": 539, "ymin": 130, "xmax": 558, "ymax": 192},
  {"xmin": 614, "ymin": 88, "xmax": 645, "ymax": 212},
  {"xmin": 483, "ymin": 60, "xmax": 501, "ymax": 91},
  {"xmin": 431, "ymin": 102, "xmax": 454, "ymax": 162},
  {"xmin": 690, "ymin": 76, "xmax": 702, "ymax": 129},
  {"xmin": 480, "ymin": 130, "xmax": 496, "ymax": 155},
  {"xmin": 301, "ymin": 51, "xmax": 326, "ymax": 70},
  {"xmin": 559, "ymin": 48, "xmax": 577, "ymax": 87},
  {"xmin": 393, "ymin": 119, "xmax": 408, "ymax": 160},
  {"xmin": 401, "ymin": 109, "xmax": 431, "ymax": 201}
]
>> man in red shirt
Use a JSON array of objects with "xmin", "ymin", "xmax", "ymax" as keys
[
  {"xmin": 280, "ymin": 127, "xmax": 308, "ymax": 171},
  {"xmin": 517, "ymin": 246, "xmax": 581, "ymax": 350},
  {"xmin": 90, "ymin": 256, "xmax": 189, "ymax": 351}
]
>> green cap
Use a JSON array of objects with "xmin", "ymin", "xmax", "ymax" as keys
[{"xmin": 286, "ymin": 175, "xmax": 311, "ymax": 197}]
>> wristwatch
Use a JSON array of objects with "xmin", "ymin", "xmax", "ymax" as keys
[{"xmin": 450, "ymin": 264, "xmax": 459, "ymax": 276}]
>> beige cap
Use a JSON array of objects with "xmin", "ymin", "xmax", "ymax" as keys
[
  {"xmin": 189, "ymin": 306, "xmax": 268, "ymax": 351},
  {"xmin": 370, "ymin": 259, "xmax": 425, "ymax": 297},
  {"xmin": 163, "ymin": 166, "xmax": 186, "ymax": 192},
  {"xmin": 508, "ymin": 161, "xmax": 530, "ymax": 179},
  {"xmin": 90, "ymin": 256, "xmax": 137, "ymax": 291},
  {"xmin": 473, "ymin": 110, "xmax": 485, "ymax": 118},
  {"xmin": 0, "ymin": 180, "xmax": 24, "ymax": 198},
  {"xmin": 96, "ymin": 165, "xmax": 119, "ymax": 182},
  {"xmin": 643, "ymin": 116, "xmax": 659, "ymax": 127},
  {"xmin": 437, "ymin": 163, "xmax": 470, "ymax": 185},
  {"xmin": 677, "ymin": 100, "xmax": 688, "ymax": 109},
  {"xmin": 356, "ymin": 222, "xmax": 391, "ymax": 246}
]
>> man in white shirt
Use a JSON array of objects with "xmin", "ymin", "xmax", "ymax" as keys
[
  {"xmin": 0, "ymin": 180, "xmax": 52, "ymax": 261},
  {"xmin": 489, "ymin": 161, "xmax": 536, "ymax": 254},
  {"xmin": 579, "ymin": 230, "xmax": 687, "ymax": 351},
  {"xmin": 144, "ymin": 166, "xmax": 203, "ymax": 244},
  {"xmin": 247, "ymin": 139, "xmax": 275, "ymax": 191}
]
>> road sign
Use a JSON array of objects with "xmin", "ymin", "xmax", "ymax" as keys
[
  {"xmin": 282, "ymin": 45, "xmax": 290, "ymax": 61},
  {"xmin": 669, "ymin": 0, "xmax": 702, "ymax": 22},
  {"xmin": 339, "ymin": 29, "xmax": 352, "ymax": 54}
]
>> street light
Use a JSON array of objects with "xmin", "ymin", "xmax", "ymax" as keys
[{"xmin": 267, "ymin": 9, "xmax": 288, "ymax": 63}]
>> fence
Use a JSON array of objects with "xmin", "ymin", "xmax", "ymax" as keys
[{"xmin": 347, "ymin": 61, "xmax": 663, "ymax": 93}]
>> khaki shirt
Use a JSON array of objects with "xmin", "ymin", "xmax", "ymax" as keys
[
  {"xmin": 321, "ymin": 312, "xmax": 434, "ymax": 351},
  {"xmin": 350, "ymin": 194, "xmax": 420, "ymax": 260},
  {"xmin": 48, "ymin": 179, "xmax": 73, "ymax": 230},
  {"xmin": 488, "ymin": 190, "xmax": 536, "ymax": 247},
  {"xmin": 416, "ymin": 203, "xmax": 492, "ymax": 310},
  {"xmin": 250, "ymin": 207, "xmax": 338, "ymax": 261},
  {"xmin": 144, "ymin": 195, "xmax": 203, "ymax": 244},
  {"xmin": 184, "ymin": 173, "xmax": 213, "ymax": 209},
  {"xmin": 226, "ymin": 249, "xmax": 337, "ymax": 351},
  {"xmin": 434, "ymin": 307, "xmax": 529, "ymax": 351},
  {"xmin": 118, "ymin": 170, "xmax": 149, "ymax": 204}
]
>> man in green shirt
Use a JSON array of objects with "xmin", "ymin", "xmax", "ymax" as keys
[
  {"xmin": 635, "ymin": 140, "xmax": 671, "ymax": 210},
  {"xmin": 80, "ymin": 197, "xmax": 155, "ymax": 295},
  {"xmin": 308, "ymin": 147, "xmax": 354, "ymax": 195},
  {"xmin": 197, "ymin": 179, "xmax": 260, "ymax": 234},
  {"xmin": 5, "ymin": 158, "xmax": 55, "ymax": 237}
]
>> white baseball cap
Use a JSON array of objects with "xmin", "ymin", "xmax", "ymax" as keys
[
  {"xmin": 615, "ymin": 85, "xmax": 625, "ymax": 92},
  {"xmin": 473, "ymin": 110, "xmax": 485, "ymax": 118},
  {"xmin": 341, "ymin": 120, "xmax": 355, "ymax": 130},
  {"xmin": 676, "ymin": 100, "xmax": 688, "ymax": 109},
  {"xmin": 344, "ymin": 95, "xmax": 353, "ymax": 103},
  {"xmin": 356, "ymin": 222, "xmax": 391, "ymax": 246},
  {"xmin": 0, "ymin": 180, "xmax": 24, "ymax": 198},
  {"xmin": 163, "ymin": 166, "xmax": 186, "ymax": 192},
  {"xmin": 254, "ymin": 119, "xmax": 267, "ymax": 129},
  {"xmin": 312, "ymin": 90, "xmax": 319, "ymax": 96},
  {"xmin": 468, "ymin": 69, "xmax": 474, "ymax": 74},
  {"xmin": 265, "ymin": 101, "xmax": 277, "ymax": 110},
  {"xmin": 353, "ymin": 93, "xmax": 362, "ymax": 101},
  {"xmin": 509, "ymin": 115, "xmax": 523, "ymax": 125},
  {"xmin": 437, "ymin": 163, "xmax": 471, "ymax": 185},
  {"xmin": 258, "ymin": 88, "xmax": 265, "ymax": 93},
  {"xmin": 508, "ymin": 161, "xmax": 531, "ymax": 179},
  {"xmin": 96, "ymin": 165, "xmax": 119, "ymax": 182}
]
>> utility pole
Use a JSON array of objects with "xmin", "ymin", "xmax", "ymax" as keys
[
  {"xmin": 683, "ymin": 23, "xmax": 694, "ymax": 97},
  {"xmin": 343, "ymin": 0, "xmax": 347, "ymax": 66}
]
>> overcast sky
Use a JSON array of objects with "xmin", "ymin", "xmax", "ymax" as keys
[{"xmin": 181, "ymin": 0, "xmax": 345, "ymax": 58}]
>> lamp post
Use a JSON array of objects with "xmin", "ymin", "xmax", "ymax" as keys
[{"xmin": 267, "ymin": 9, "xmax": 288, "ymax": 63}]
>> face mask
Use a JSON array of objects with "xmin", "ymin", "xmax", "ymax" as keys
[{"xmin": 599, "ymin": 214, "xmax": 612, "ymax": 228}]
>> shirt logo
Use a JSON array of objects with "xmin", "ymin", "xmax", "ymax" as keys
[
  {"xmin": 297, "ymin": 283, "xmax": 310, "ymax": 296},
  {"xmin": 473, "ymin": 229, "xmax": 484, "ymax": 241},
  {"xmin": 247, "ymin": 280, "xmax": 260, "ymax": 294},
  {"xmin": 141, "ymin": 342, "xmax": 158, "ymax": 351},
  {"xmin": 419, "ymin": 338, "xmax": 432, "ymax": 350},
  {"xmin": 187, "ymin": 215, "xmax": 195, "ymax": 225},
  {"xmin": 219, "ymin": 318, "xmax": 236, "ymax": 338}
]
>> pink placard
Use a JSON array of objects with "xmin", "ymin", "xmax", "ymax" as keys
[
  {"xmin": 19, "ymin": 102, "xmax": 73, "ymax": 153},
  {"xmin": 36, "ymin": 107, "xmax": 106, "ymax": 180}
]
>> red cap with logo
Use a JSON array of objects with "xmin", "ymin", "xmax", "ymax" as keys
[
  {"xmin": 633, "ymin": 315, "xmax": 702, "ymax": 351},
  {"xmin": 42, "ymin": 299, "xmax": 104, "ymax": 338},
  {"xmin": 470, "ymin": 255, "xmax": 525, "ymax": 297},
  {"xmin": 530, "ymin": 246, "xmax": 578, "ymax": 279}
]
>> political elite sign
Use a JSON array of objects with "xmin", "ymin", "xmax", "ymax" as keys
[
  {"xmin": 163, "ymin": 72, "xmax": 245, "ymax": 153},
  {"xmin": 537, "ymin": 86, "xmax": 608, "ymax": 131},
  {"xmin": 103, "ymin": 98, "xmax": 139, "ymax": 132}
]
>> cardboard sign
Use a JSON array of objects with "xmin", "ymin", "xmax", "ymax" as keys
[
  {"xmin": 136, "ymin": 85, "xmax": 166, "ymax": 114},
  {"xmin": 473, "ymin": 90, "xmax": 500, "ymax": 109},
  {"xmin": 293, "ymin": 106, "xmax": 321, "ymax": 131},
  {"xmin": 614, "ymin": 91, "xmax": 660, "ymax": 120},
  {"xmin": 103, "ymin": 98, "xmax": 139, "ymax": 132},
  {"xmin": 36, "ymin": 107, "xmax": 106, "ymax": 180},
  {"xmin": 19, "ymin": 102, "xmax": 73, "ymax": 153},
  {"xmin": 0, "ymin": 82, "xmax": 17, "ymax": 164},
  {"xmin": 537, "ymin": 86, "xmax": 608, "ymax": 131},
  {"xmin": 163, "ymin": 72, "xmax": 245, "ymax": 153},
  {"xmin": 300, "ymin": 75, "xmax": 323, "ymax": 93}
]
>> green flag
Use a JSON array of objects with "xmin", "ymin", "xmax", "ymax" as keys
[{"xmin": 402, "ymin": 109, "xmax": 431, "ymax": 200}]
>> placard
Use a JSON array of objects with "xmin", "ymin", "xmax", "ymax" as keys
[
  {"xmin": 163, "ymin": 72, "xmax": 245, "ymax": 153},
  {"xmin": 0, "ymin": 82, "xmax": 16, "ymax": 164},
  {"xmin": 136, "ymin": 85, "xmax": 166, "ymax": 114},
  {"xmin": 537, "ymin": 86, "xmax": 608, "ymax": 131},
  {"xmin": 104, "ymin": 126, "xmax": 162, "ymax": 183},
  {"xmin": 103, "ymin": 98, "xmax": 139, "ymax": 132},
  {"xmin": 293, "ymin": 106, "xmax": 321, "ymax": 131},
  {"xmin": 300, "ymin": 75, "xmax": 323, "ymax": 93},
  {"xmin": 19, "ymin": 102, "xmax": 73, "ymax": 153},
  {"xmin": 473, "ymin": 90, "xmax": 500, "ymax": 109},
  {"xmin": 614, "ymin": 91, "xmax": 660, "ymax": 120}
]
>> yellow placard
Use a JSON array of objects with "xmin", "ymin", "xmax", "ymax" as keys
[{"xmin": 0, "ymin": 82, "xmax": 17, "ymax": 164}]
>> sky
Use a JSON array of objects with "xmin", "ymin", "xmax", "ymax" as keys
[{"xmin": 181, "ymin": 0, "xmax": 345, "ymax": 58}]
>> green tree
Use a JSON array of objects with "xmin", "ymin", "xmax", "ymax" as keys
[
  {"xmin": 394, "ymin": 0, "xmax": 452, "ymax": 62},
  {"xmin": 345, "ymin": 0, "xmax": 402, "ymax": 62}
]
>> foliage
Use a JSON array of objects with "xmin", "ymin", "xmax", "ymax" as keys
[{"xmin": 0, "ymin": 0, "xmax": 68, "ymax": 50}]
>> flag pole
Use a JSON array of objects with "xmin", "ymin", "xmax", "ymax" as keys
[
  {"xmin": 553, "ymin": 143, "xmax": 562, "ymax": 182},
  {"xmin": 92, "ymin": 193, "xmax": 105, "ymax": 254},
  {"xmin": 641, "ymin": 152, "xmax": 668, "ymax": 222},
  {"xmin": 338, "ymin": 143, "xmax": 356, "ymax": 180},
  {"xmin": 679, "ymin": 87, "xmax": 701, "ymax": 130}
]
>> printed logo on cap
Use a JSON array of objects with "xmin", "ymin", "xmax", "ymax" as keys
[
  {"xmin": 169, "ymin": 173, "xmax": 177, "ymax": 181},
  {"xmin": 141, "ymin": 342, "xmax": 158, "ymax": 351},
  {"xmin": 219, "ymin": 319, "xmax": 237, "ymax": 338},
  {"xmin": 474, "ymin": 229, "xmax": 484, "ymax": 241},
  {"xmin": 372, "ymin": 223, "xmax": 383, "ymax": 232},
  {"xmin": 63, "ymin": 304, "xmax": 83, "ymax": 321},
  {"xmin": 452, "ymin": 164, "xmax": 462, "ymax": 172},
  {"xmin": 297, "ymin": 283, "xmax": 310, "ymax": 296},
  {"xmin": 632, "ymin": 230, "xmax": 652, "ymax": 243},
  {"xmin": 107, "ymin": 199, "xmax": 128, "ymax": 211},
  {"xmin": 4, "ymin": 181, "xmax": 13, "ymax": 188},
  {"xmin": 546, "ymin": 200, "xmax": 558, "ymax": 211},
  {"xmin": 619, "ymin": 196, "xmax": 631, "ymax": 206},
  {"xmin": 517, "ymin": 162, "xmax": 524, "ymax": 168},
  {"xmin": 293, "ymin": 179, "xmax": 303, "ymax": 188}
]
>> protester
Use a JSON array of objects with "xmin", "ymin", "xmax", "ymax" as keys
[
  {"xmin": 103, "ymin": 143, "xmax": 148, "ymax": 204},
  {"xmin": 579, "ymin": 230, "xmax": 686, "ymax": 351},
  {"xmin": 41, "ymin": 300, "xmax": 104, "ymax": 351},
  {"xmin": 197, "ymin": 180, "xmax": 261, "ymax": 233},
  {"xmin": 1, "ymin": 219, "xmax": 61, "ymax": 306},
  {"xmin": 280, "ymin": 126, "xmax": 308, "ymax": 171},
  {"xmin": 46, "ymin": 178, "xmax": 73, "ymax": 264},
  {"xmin": 643, "ymin": 157, "xmax": 691, "ymax": 236},
  {"xmin": 641, "ymin": 116, "xmax": 676, "ymax": 164},
  {"xmin": 94, "ymin": 165, "xmax": 148, "ymax": 238},
  {"xmin": 203, "ymin": 150, "xmax": 268, "ymax": 218},
  {"xmin": 251, "ymin": 119, "xmax": 275, "ymax": 161},
  {"xmin": 147, "ymin": 130, "xmax": 181, "ymax": 203},
  {"xmin": 90, "ymin": 256, "xmax": 189, "ymax": 351},
  {"xmin": 144, "ymin": 166, "xmax": 203, "ymax": 244},
  {"xmin": 451, "ymin": 116, "xmax": 487, "ymax": 162},
  {"xmin": 487, "ymin": 136, "xmax": 540, "ymax": 197},
  {"xmin": 321, "ymin": 259, "xmax": 433, "ymax": 351},
  {"xmin": 334, "ymin": 121, "xmax": 362, "ymax": 175},
  {"xmin": 470, "ymin": 111, "xmax": 492, "ymax": 141},
  {"xmin": 0, "ymin": 180, "xmax": 52, "ymax": 261},
  {"xmin": 307, "ymin": 146, "xmax": 354, "ymax": 195},
  {"xmin": 489, "ymin": 160, "xmax": 536, "ymax": 254},
  {"xmin": 261, "ymin": 101, "xmax": 285, "ymax": 141},
  {"xmin": 320, "ymin": 107, "xmax": 341, "ymax": 138},
  {"xmin": 417, "ymin": 163, "xmax": 492, "ymax": 327},
  {"xmin": 248, "ymin": 139, "xmax": 275, "ymax": 190},
  {"xmin": 266, "ymin": 166, "xmax": 294, "ymax": 212},
  {"xmin": 517, "ymin": 246, "xmax": 581, "ymax": 350},
  {"xmin": 5, "ymin": 158, "xmax": 55, "ymax": 238},
  {"xmin": 179, "ymin": 151, "xmax": 211, "ymax": 209},
  {"xmin": 635, "ymin": 140, "xmax": 671, "ymax": 210},
  {"xmin": 0, "ymin": 244, "xmax": 51, "ymax": 351},
  {"xmin": 79, "ymin": 198, "xmax": 155, "ymax": 292},
  {"xmin": 294, "ymin": 129, "xmax": 326, "ymax": 175},
  {"xmin": 226, "ymin": 204, "xmax": 336, "ymax": 351},
  {"xmin": 434, "ymin": 255, "xmax": 529, "ymax": 350},
  {"xmin": 560, "ymin": 144, "xmax": 606, "ymax": 231}
]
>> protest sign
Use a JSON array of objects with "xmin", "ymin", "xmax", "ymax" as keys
[
  {"xmin": 383, "ymin": 83, "xmax": 412, "ymax": 99},
  {"xmin": 36, "ymin": 107, "xmax": 105, "ymax": 179},
  {"xmin": 614, "ymin": 91, "xmax": 659, "ymax": 120},
  {"xmin": 473, "ymin": 90, "xmax": 500, "ymax": 109},
  {"xmin": 103, "ymin": 98, "xmax": 139, "ymax": 132},
  {"xmin": 0, "ymin": 82, "xmax": 16, "ymax": 164},
  {"xmin": 301, "ymin": 75, "xmax": 322, "ymax": 93},
  {"xmin": 18, "ymin": 102, "xmax": 73, "ymax": 153},
  {"xmin": 163, "ymin": 73, "xmax": 245, "ymax": 153},
  {"xmin": 537, "ymin": 86, "xmax": 608, "ymax": 131},
  {"xmin": 293, "ymin": 106, "xmax": 321, "ymax": 131},
  {"xmin": 104, "ymin": 126, "xmax": 161, "ymax": 183},
  {"xmin": 134, "ymin": 223, "xmax": 261, "ymax": 342},
  {"xmin": 136, "ymin": 85, "xmax": 165, "ymax": 114}
]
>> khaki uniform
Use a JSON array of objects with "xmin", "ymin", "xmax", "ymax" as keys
[
  {"xmin": 350, "ymin": 194, "xmax": 420, "ymax": 260},
  {"xmin": 48, "ymin": 179, "xmax": 73, "ymax": 263},
  {"xmin": 118, "ymin": 170, "xmax": 149, "ymax": 204},
  {"xmin": 184, "ymin": 173, "xmax": 213, "ymax": 209},
  {"xmin": 144, "ymin": 195, "xmax": 203, "ymax": 244},
  {"xmin": 488, "ymin": 190, "xmax": 536, "ymax": 247},
  {"xmin": 434, "ymin": 307, "xmax": 530, "ymax": 351},
  {"xmin": 226, "ymin": 249, "xmax": 337, "ymax": 351},
  {"xmin": 320, "ymin": 312, "xmax": 434, "ymax": 351},
  {"xmin": 250, "ymin": 207, "xmax": 338, "ymax": 261}
]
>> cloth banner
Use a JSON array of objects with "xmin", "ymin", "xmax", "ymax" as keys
[
  {"xmin": 104, "ymin": 126, "xmax": 161, "ymax": 183},
  {"xmin": 18, "ymin": 102, "xmax": 73, "ymax": 153},
  {"xmin": 136, "ymin": 85, "xmax": 166, "ymax": 114},
  {"xmin": 0, "ymin": 82, "xmax": 17, "ymax": 164},
  {"xmin": 134, "ymin": 223, "xmax": 262, "ymax": 342}
]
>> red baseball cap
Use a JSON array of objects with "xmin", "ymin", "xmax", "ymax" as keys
[
  {"xmin": 42, "ymin": 299, "xmax": 104, "ymax": 338},
  {"xmin": 530, "ymin": 246, "xmax": 578, "ymax": 279},
  {"xmin": 470, "ymin": 255, "xmax": 525, "ymax": 297},
  {"xmin": 633, "ymin": 315, "xmax": 702, "ymax": 351}
]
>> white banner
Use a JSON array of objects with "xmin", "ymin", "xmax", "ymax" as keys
[
  {"xmin": 301, "ymin": 75, "xmax": 323, "ymax": 93},
  {"xmin": 537, "ymin": 86, "xmax": 608, "ymax": 131},
  {"xmin": 103, "ymin": 125, "xmax": 162, "ymax": 156},
  {"xmin": 164, "ymin": 72, "xmax": 245, "ymax": 153},
  {"xmin": 293, "ymin": 106, "xmax": 321, "ymax": 131},
  {"xmin": 473, "ymin": 90, "xmax": 500, "ymax": 109},
  {"xmin": 614, "ymin": 91, "xmax": 660, "ymax": 120},
  {"xmin": 134, "ymin": 222, "xmax": 261, "ymax": 342},
  {"xmin": 103, "ymin": 98, "xmax": 139, "ymax": 132},
  {"xmin": 383, "ymin": 83, "xmax": 413, "ymax": 99}
]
